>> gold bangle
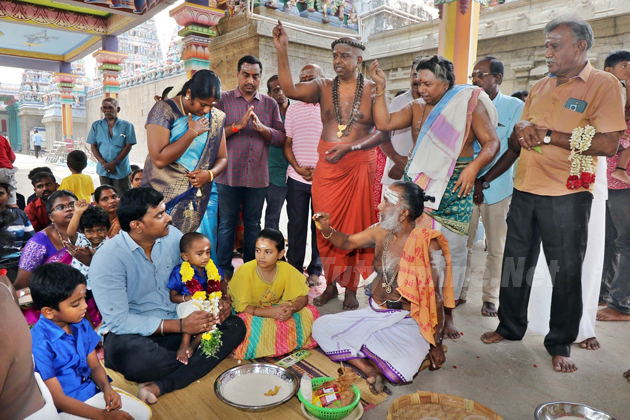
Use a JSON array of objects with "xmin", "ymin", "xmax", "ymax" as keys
[
  {"xmin": 253, "ymin": 307, "xmax": 257, "ymax": 317},
  {"xmin": 208, "ymin": 170, "xmax": 214, "ymax": 182},
  {"xmin": 294, "ymin": 299, "xmax": 304, "ymax": 311},
  {"xmin": 322, "ymin": 227, "xmax": 335, "ymax": 240},
  {"xmin": 189, "ymin": 128, "xmax": 199, "ymax": 136},
  {"xmin": 375, "ymin": 88, "xmax": 386, "ymax": 97}
]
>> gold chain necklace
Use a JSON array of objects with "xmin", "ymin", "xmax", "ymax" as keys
[
  {"xmin": 256, "ymin": 264, "xmax": 278, "ymax": 285},
  {"xmin": 381, "ymin": 231, "xmax": 398, "ymax": 293},
  {"xmin": 178, "ymin": 95, "xmax": 186, "ymax": 115},
  {"xmin": 54, "ymin": 227, "xmax": 66, "ymax": 246}
]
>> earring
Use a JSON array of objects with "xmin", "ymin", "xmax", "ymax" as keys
[{"xmin": 185, "ymin": 96, "xmax": 189, "ymax": 100}]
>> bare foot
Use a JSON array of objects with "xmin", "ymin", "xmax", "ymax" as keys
[
  {"xmin": 480, "ymin": 331, "xmax": 504, "ymax": 344},
  {"xmin": 366, "ymin": 373, "xmax": 384, "ymax": 394},
  {"xmin": 177, "ymin": 346, "xmax": 189, "ymax": 364},
  {"xmin": 313, "ymin": 282, "xmax": 339, "ymax": 307},
  {"xmin": 623, "ymin": 369, "xmax": 630, "ymax": 381},
  {"xmin": 481, "ymin": 302, "xmax": 498, "ymax": 317},
  {"xmin": 137, "ymin": 382, "xmax": 160, "ymax": 404},
  {"xmin": 611, "ymin": 168, "xmax": 630, "ymax": 185},
  {"xmin": 442, "ymin": 310, "xmax": 460, "ymax": 339},
  {"xmin": 307, "ymin": 274, "xmax": 321, "ymax": 287},
  {"xmin": 346, "ymin": 358, "xmax": 384, "ymax": 394},
  {"xmin": 579, "ymin": 337, "xmax": 600, "ymax": 350},
  {"xmin": 342, "ymin": 289, "xmax": 359, "ymax": 311},
  {"xmin": 552, "ymin": 355, "xmax": 578, "ymax": 373},
  {"xmin": 596, "ymin": 307, "xmax": 630, "ymax": 321},
  {"xmin": 456, "ymin": 298, "xmax": 466, "ymax": 307}
]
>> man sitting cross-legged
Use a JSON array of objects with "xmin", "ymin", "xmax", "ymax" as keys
[
  {"xmin": 312, "ymin": 181, "xmax": 455, "ymax": 393},
  {"xmin": 90, "ymin": 187, "xmax": 246, "ymax": 404}
]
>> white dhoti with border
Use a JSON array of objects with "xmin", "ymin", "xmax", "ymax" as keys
[
  {"xmin": 528, "ymin": 158, "xmax": 607, "ymax": 342},
  {"xmin": 312, "ymin": 298, "xmax": 430, "ymax": 384},
  {"xmin": 58, "ymin": 388, "xmax": 151, "ymax": 420}
]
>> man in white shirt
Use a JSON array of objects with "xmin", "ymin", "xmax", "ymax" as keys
[{"xmin": 379, "ymin": 56, "xmax": 423, "ymax": 189}]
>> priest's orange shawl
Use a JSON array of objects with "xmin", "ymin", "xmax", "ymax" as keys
[{"xmin": 396, "ymin": 227, "xmax": 455, "ymax": 346}]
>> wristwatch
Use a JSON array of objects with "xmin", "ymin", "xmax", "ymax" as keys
[
  {"xmin": 543, "ymin": 129, "xmax": 552, "ymax": 144},
  {"xmin": 479, "ymin": 176, "xmax": 490, "ymax": 190}
]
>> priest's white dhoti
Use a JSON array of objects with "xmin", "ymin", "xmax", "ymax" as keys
[{"xmin": 312, "ymin": 298, "xmax": 430, "ymax": 384}]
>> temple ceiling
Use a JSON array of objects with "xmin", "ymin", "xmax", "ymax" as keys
[{"xmin": 0, "ymin": 0, "xmax": 174, "ymax": 65}]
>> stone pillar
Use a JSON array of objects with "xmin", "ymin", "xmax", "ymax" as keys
[
  {"xmin": 169, "ymin": 2, "xmax": 224, "ymax": 78},
  {"xmin": 6, "ymin": 102, "xmax": 21, "ymax": 151},
  {"xmin": 437, "ymin": 0, "xmax": 481, "ymax": 85},
  {"xmin": 93, "ymin": 50, "xmax": 129, "ymax": 99},
  {"xmin": 52, "ymin": 73, "xmax": 80, "ymax": 143}
]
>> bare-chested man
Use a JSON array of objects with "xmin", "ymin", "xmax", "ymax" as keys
[
  {"xmin": 273, "ymin": 22, "xmax": 390, "ymax": 310},
  {"xmin": 369, "ymin": 56, "xmax": 500, "ymax": 339},
  {"xmin": 312, "ymin": 181, "xmax": 454, "ymax": 392}
]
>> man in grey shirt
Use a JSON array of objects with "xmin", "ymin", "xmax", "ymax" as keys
[{"xmin": 91, "ymin": 187, "xmax": 246, "ymax": 404}]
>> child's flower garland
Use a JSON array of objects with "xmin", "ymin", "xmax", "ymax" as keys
[
  {"xmin": 180, "ymin": 260, "xmax": 221, "ymax": 295},
  {"xmin": 180, "ymin": 261, "xmax": 223, "ymax": 357},
  {"xmin": 567, "ymin": 125, "xmax": 596, "ymax": 190}
]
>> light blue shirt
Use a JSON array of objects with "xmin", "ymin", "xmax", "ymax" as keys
[
  {"xmin": 86, "ymin": 118, "xmax": 137, "ymax": 179},
  {"xmin": 32, "ymin": 133, "xmax": 43, "ymax": 146},
  {"xmin": 90, "ymin": 227, "xmax": 183, "ymax": 336},
  {"xmin": 475, "ymin": 90, "xmax": 524, "ymax": 205}
]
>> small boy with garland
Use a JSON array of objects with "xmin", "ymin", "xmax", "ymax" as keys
[{"xmin": 167, "ymin": 232, "xmax": 223, "ymax": 364}]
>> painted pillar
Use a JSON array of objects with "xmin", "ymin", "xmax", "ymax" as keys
[
  {"xmin": 437, "ymin": 0, "xmax": 481, "ymax": 85},
  {"xmin": 92, "ymin": 51, "xmax": 128, "ymax": 99},
  {"xmin": 52, "ymin": 73, "xmax": 80, "ymax": 144},
  {"xmin": 6, "ymin": 102, "xmax": 21, "ymax": 151},
  {"xmin": 169, "ymin": 2, "xmax": 224, "ymax": 78}
]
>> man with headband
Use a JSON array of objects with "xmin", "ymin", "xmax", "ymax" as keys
[
  {"xmin": 311, "ymin": 181, "xmax": 455, "ymax": 393},
  {"xmin": 273, "ymin": 22, "xmax": 390, "ymax": 310}
]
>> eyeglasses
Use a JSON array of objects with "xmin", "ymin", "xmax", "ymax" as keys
[
  {"xmin": 52, "ymin": 202, "xmax": 75, "ymax": 212},
  {"xmin": 468, "ymin": 71, "xmax": 498, "ymax": 79}
]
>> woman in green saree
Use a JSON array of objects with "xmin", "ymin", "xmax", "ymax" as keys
[{"xmin": 143, "ymin": 70, "xmax": 227, "ymax": 242}]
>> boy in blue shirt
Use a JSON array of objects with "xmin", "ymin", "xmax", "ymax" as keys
[{"xmin": 29, "ymin": 263, "xmax": 144, "ymax": 420}]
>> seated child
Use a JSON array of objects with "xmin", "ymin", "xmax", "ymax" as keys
[
  {"xmin": 167, "ymin": 232, "xmax": 222, "ymax": 364},
  {"xmin": 59, "ymin": 151, "xmax": 95, "ymax": 202},
  {"xmin": 30, "ymin": 263, "xmax": 150, "ymax": 420},
  {"xmin": 67, "ymin": 199, "xmax": 110, "ymax": 329},
  {"xmin": 228, "ymin": 228, "xmax": 320, "ymax": 359}
]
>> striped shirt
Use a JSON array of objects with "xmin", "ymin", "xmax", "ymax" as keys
[
  {"xmin": 285, "ymin": 101, "xmax": 322, "ymax": 185},
  {"xmin": 216, "ymin": 88, "xmax": 285, "ymax": 188}
]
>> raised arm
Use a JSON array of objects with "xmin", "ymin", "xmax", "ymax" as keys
[
  {"xmin": 146, "ymin": 113, "xmax": 209, "ymax": 169},
  {"xmin": 369, "ymin": 60, "xmax": 414, "ymax": 131},
  {"xmin": 312, "ymin": 212, "xmax": 377, "ymax": 250},
  {"xmin": 67, "ymin": 200, "xmax": 89, "ymax": 244},
  {"xmin": 272, "ymin": 21, "xmax": 320, "ymax": 103}
]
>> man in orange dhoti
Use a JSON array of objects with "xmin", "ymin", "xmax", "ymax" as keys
[{"xmin": 273, "ymin": 22, "xmax": 390, "ymax": 309}]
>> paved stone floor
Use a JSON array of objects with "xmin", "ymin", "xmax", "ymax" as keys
[{"xmin": 14, "ymin": 153, "xmax": 629, "ymax": 419}]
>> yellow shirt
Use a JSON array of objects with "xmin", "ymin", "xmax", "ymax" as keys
[
  {"xmin": 59, "ymin": 174, "xmax": 95, "ymax": 201},
  {"xmin": 514, "ymin": 62, "xmax": 627, "ymax": 196},
  {"xmin": 228, "ymin": 260, "xmax": 309, "ymax": 313}
]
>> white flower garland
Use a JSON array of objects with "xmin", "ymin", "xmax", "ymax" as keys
[{"xmin": 567, "ymin": 125, "xmax": 596, "ymax": 189}]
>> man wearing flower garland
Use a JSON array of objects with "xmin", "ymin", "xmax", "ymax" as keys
[
  {"xmin": 480, "ymin": 17, "xmax": 626, "ymax": 373},
  {"xmin": 90, "ymin": 188, "xmax": 246, "ymax": 403},
  {"xmin": 273, "ymin": 22, "xmax": 390, "ymax": 311}
]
